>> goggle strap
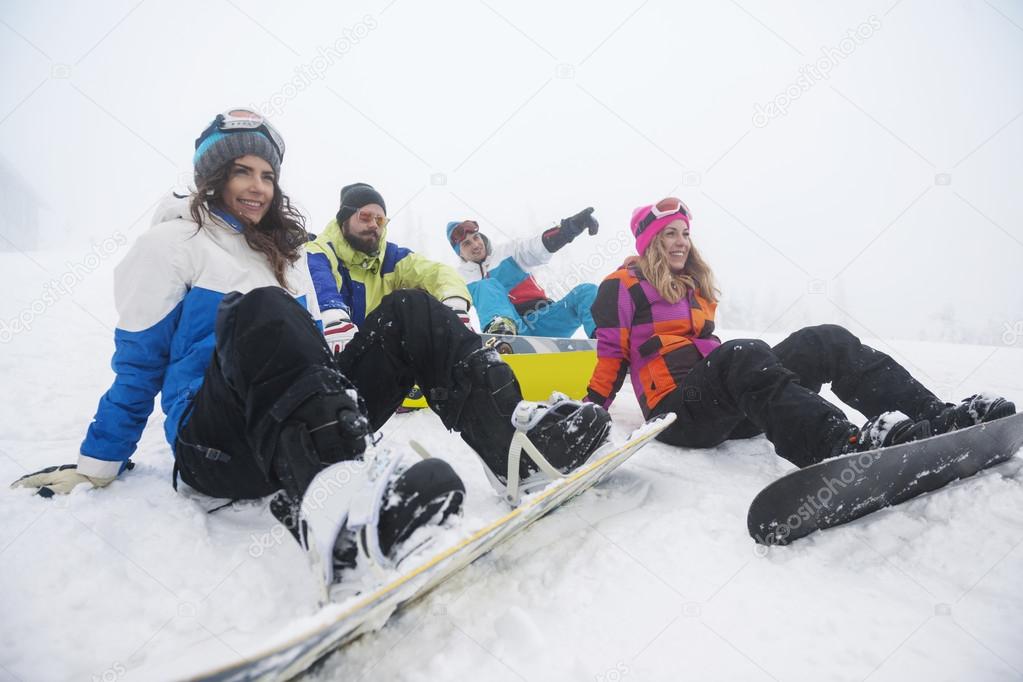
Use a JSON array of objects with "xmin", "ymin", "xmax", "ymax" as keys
[
  {"xmin": 636, "ymin": 208, "xmax": 688, "ymax": 236},
  {"xmin": 195, "ymin": 111, "xmax": 285, "ymax": 160}
]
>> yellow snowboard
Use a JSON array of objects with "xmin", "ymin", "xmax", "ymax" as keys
[{"xmin": 401, "ymin": 334, "xmax": 597, "ymax": 409}]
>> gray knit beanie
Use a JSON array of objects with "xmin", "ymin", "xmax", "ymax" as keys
[{"xmin": 193, "ymin": 129, "xmax": 282, "ymax": 184}]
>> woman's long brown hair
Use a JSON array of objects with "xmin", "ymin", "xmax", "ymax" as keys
[{"xmin": 189, "ymin": 162, "xmax": 308, "ymax": 289}]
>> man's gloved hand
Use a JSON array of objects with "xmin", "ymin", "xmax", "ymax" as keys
[
  {"xmin": 323, "ymin": 308, "xmax": 358, "ymax": 356},
  {"xmin": 542, "ymin": 207, "xmax": 599, "ymax": 253},
  {"xmin": 565, "ymin": 206, "xmax": 600, "ymax": 237},
  {"xmin": 11, "ymin": 463, "xmax": 116, "ymax": 498},
  {"xmin": 443, "ymin": 297, "xmax": 475, "ymax": 331}
]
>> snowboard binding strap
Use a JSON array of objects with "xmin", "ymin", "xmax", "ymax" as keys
[
  {"xmin": 502, "ymin": 432, "xmax": 568, "ymax": 506},
  {"xmin": 499, "ymin": 397, "xmax": 575, "ymax": 506}
]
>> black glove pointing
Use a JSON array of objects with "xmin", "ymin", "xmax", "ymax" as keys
[{"xmin": 542, "ymin": 207, "xmax": 599, "ymax": 253}]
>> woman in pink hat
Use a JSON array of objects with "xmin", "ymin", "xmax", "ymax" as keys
[{"xmin": 586, "ymin": 198, "xmax": 1014, "ymax": 466}]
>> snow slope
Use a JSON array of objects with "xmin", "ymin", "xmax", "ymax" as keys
[{"xmin": 1, "ymin": 252, "xmax": 1022, "ymax": 682}]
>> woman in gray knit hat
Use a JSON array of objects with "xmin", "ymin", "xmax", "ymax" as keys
[
  {"xmin": 12, "ymin": 108, "xmax": 612, "ymax": 594},
  {"xmin": 189, "ymin": 108, "xmax": 307, "ymax": 284}
]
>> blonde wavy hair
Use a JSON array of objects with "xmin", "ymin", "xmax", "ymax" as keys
[{"xmin": 632, "ymin": 227, "xmax": 720, "ymax": 304}]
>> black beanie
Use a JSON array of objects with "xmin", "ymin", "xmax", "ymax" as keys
[{"xmin": 337, "ymin": 183, "xmax": 386, "ymax": 225}]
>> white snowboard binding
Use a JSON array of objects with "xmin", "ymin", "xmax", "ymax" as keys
[{"xmin": 483, "ymin": 392, "xmax": 612, "ymax": 506}]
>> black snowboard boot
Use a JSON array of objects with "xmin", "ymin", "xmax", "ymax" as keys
[
  {"xmin": 826, "ymin": 411, "xmax": 933, "ymax": 459},
  {"xmin": 435, "ymin": 347, "xmax": 521, "ymax": 474},
  {"xmin": 510, "ymin": 394, "xmax": 612, "ymax": 477},
  {"xmin": 854, "ymin": 411, "xmax": 932, "ymax": 452},
  {"xmin": 930, "ymin": 394, "xmax": 1017, "ymax": 435},
  {"xmin": 272, "ymin": 450, "xmax": 465, "ymax": 594},
  {"xmin": 487, "ymin": 392, "xmax": 612, "ymax": 504},
  {"xmin": 825, "ymin": 419, "xmax": 862, "ymax": 460},
  {"xmin": 432, "ymin": 347, "xmax": 611, "ymax": 502},
  {"xmin": 377, "ymin": 458, "xmax": 465, "ymax": 558},
  {"xmin": 332, "ymin": 457, "xmax": 466, "ymax": 575}
]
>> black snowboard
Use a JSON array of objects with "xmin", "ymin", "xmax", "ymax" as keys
[{"xmin": 748, "ymin": 412, "xmax": 1023, "ymax": 545}]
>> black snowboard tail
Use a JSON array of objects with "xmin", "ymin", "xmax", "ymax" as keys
[{"xmin": 748, "ymin": 412, "xmax": 1023, "ymax": 545}]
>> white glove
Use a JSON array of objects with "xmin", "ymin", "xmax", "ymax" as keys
[
  {"xmin": 443, "ymin": 297, "xmax": 474, "ymax": 331},
  {"xmin": 11, "ymin": 463, "xmax": 116, "ymax": 497},
  {"xmin": 325, "ymin": 306, "xmax": 362, "ymax": 355},
  {"xmin": 323, "ymin": 308, "xmax": 358, "ymax": 356}
]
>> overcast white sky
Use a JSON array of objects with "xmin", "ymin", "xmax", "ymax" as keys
[{"xmin": 1, "ymin": 0, "xmax": 1021, "ymax": 346}]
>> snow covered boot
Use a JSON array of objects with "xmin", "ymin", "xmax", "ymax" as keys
[
  {"xmin": 495, "ymin": 392, "xmax": 612, "ymax": 504},
  {"xmin": 271, "ymin": 446, "xmax": 465, "ymax": 602},
  {"xmin": 434, "ymin": 347, "xmax": 611, "ymax": 505},
  {"xmin": 853, "ymin": 411, "xmax": 932, "ymax": 452},
  {"xmin": 930, "ymin": 394, "xmax": 1017, "ymax": 435}
]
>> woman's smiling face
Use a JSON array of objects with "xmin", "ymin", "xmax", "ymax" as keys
[
  {"xmin": 220, "ymin": 154, "xmax": 275, "ymax": 227},
  {"xmin": 659, "ymin": 220, "xmax": 691, "ymax": 273}
]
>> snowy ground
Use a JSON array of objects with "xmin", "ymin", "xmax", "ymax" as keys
[{"xmin": 2, "ymin": 253, "xmax": 1022, "ymax": 682}]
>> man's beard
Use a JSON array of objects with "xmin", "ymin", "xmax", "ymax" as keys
[{"xmin": 342, "ymin": 222, "xmax": 380, "ymax": 255}]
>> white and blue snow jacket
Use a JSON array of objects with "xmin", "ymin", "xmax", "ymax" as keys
[
  {"xmin": 456, "ymin": 233, "xmax": 552, "ymax": 327},
  {"xmin": 77, "ymin": 195, "xmax": 321, "ymax": 480},
  {"xmin": 455, "ymin": 233, "xmax": 552, "ymax": 293}
]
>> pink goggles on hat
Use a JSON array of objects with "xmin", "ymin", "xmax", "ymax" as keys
[{"xmin": 631, "ymin": 197, "xmax": 692, "ymax": 255}]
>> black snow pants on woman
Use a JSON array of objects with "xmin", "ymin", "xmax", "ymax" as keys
[
  {"xmin": 651, "ymin": 324, "xmax": 947, "ymax": 467},
  {"xmin": 173, "ymin": 287, "xmax": 518, "ymax": 500}
]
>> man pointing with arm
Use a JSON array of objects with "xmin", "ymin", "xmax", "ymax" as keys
[{"xmin": 448, "ymin": 207, "xmax": 599, "ymax": 338}]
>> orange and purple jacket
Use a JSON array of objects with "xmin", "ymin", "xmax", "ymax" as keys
[{"xmin": 586, "ymin": 265, "xmax": 721, "ymax": 417}]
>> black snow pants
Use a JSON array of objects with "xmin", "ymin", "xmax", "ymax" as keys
[
  {"xmin": 651, "ymin": 324, "xmax": 946, "ymax": 467},
  {"xmin": 173, "ymin": 287, "xmax": 483, "ymax": 499}
]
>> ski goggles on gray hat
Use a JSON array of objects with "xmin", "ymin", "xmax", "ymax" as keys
[{"xmin": 193, "ymin": 108, "xmax": 285, "ymax": 181}]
